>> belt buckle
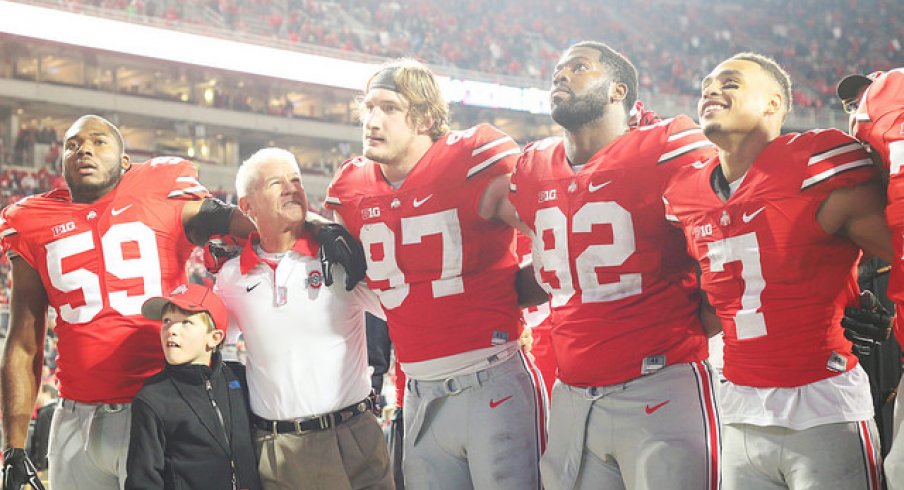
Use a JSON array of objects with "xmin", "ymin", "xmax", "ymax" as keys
[
  {"xmin": 443, "ymin": 378, "xmax": 464, "ymax": 395},
  {"xmin": 319, "ymin": 413, "xmax": 335, "ymax": 430},
  {"xmin": 583, "ymin": 386, "xmax": 602, "ymax": 400},
  {"xmin": 102, "ymin": 403, "xmax": 127, "ymax": 413}
]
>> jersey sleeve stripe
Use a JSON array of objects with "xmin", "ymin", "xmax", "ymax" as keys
[
  {"xmin": 175, "ymin": 176, "xmax": 202, "ymax": 185},
  {"xmin": 807, "ymin": 142, "xmax": 864, "ymax": 166},
  {"xmin": 0, "ymin": 227, "xmax": 16, "ymax": 238},
  {"xmin": 665, "ymin": 213, "xmax": 679, "ymax": 222},
  {"xmin": 472, "ymin": 136, "xmax": 516, "ymax": 156},
  {"xmin": 855, "ymin": 113, "xmax": 872, "ymax": 123},
  {"xmin": 324, "ymin": 196, "xmax": 341, "ymax": 206},
  {"xmin": 667, "ymin": 128, "xmax": 704, "ymax": 142},
  {"xmin": 658, "ymin": 140, "xmax": 714, "ymax": 164},
  {"xmin": 637, "ymin": 117, "xmax": 674, "ymax": 131},
  {"xmin": 800, "ymin": 158, "xmax": 874, "ymax": 190},
  {"xmin": 167, "ymin": 186, "xmax": 208, "ymax": 198},
  {"xmin": 467, "ymin": 147, "xmax": 521, "ymax": 178}
]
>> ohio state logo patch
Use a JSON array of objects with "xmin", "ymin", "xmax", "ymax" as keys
[{"xmin": 307, "ymin": 270, "xmax": 323, "ymax": 288}]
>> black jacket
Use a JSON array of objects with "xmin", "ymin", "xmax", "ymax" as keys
[
  {"xmin": 125, "ymin": 352, "xmax": 262, "ymax": 490},
  {"xmin": 29, "ymin": 403, "xmax": 53, "ymax": 471}
]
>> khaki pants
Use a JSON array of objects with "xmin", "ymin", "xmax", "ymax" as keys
[
  {"xmin": 723, "ymin": 421, "xmax": 882, "ymax": 490},
  {"xmin": 48, "ymin": 400, "xmax": 131, "ymax": 490},
  {"xmin": 255, "ymin": 411, "xmax": 393, "ymax": 490}
]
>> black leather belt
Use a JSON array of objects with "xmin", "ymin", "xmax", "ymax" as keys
[{"xmin": 252, "ymin": 397, "xmax": 373, "ymax": 434}]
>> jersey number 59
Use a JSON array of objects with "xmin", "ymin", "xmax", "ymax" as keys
[{"xmin": 45, "ymin": 222, "xmax": 162, "ymax": 323}]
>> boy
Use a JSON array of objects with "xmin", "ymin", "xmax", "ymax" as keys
[{"xmin": 125, "ymin": 283, "xmax": 261, "ymax": 490}]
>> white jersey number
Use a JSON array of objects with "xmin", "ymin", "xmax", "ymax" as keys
[
  {"xmin": 45, "ymin": 222, "xmax": 163, "ymax": 323},
  {"xmin": 706, "ymin": 232, "xmax": 767, "ymax": 340},
  {"xmin": 532, "ymin": 202, "xmax": 641, "ymax": 307},
  {"xmin": 360, "ymin": 210, "xmax": 463, "ymax": 309}
]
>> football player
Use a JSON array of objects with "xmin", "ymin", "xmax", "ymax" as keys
[
  {"xmin": 508, "ymin": 41, "xmax": 721, "ymax": 490},
  {"xmin": 836, "ymin": 68, "xmax": 904, "ymax": 490},
  {"xmin": 324, "ymin": 59, "xmax": 546, "ymax": 490},
  {"xmin": 664, "ymin": 53, "xmax": 893, "ymax": 490},
  {"xmin": 0, "ymin": 115, "xmax": 363, "ymax": 490}
]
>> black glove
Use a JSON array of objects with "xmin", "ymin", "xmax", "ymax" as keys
[
  {"xmin": 842, "ymin": 290, "xmax": 893, "ymax": 355},
  {"xmin": 317, "ymin": 224, "xmax": 367, "ymax": 290},
  {"xmin": 3, "ymin": 448, "xmax": 45, "ymax": 490},
  {"xmin": 202, "ymin": 235, "xmax": 245, "ymax": 274}
]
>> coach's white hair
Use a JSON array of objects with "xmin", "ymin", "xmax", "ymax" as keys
[{"xmin": 235, "ymin": 147, "xmax": 301, "ymax": 198}]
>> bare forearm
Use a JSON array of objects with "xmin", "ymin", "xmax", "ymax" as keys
[
  {"xmin": 2, "ymin": 349, "xmax": 43, "ymax": 448},
  {"xmin": 516, "ymin": 265, "xmax": 548, "ymax": 307},
  {"xmin": 228, "ymin": 207, "xmax": 255, "ymax": 238},
  {"xmin": 699, "ymin": 302, "xmax": 723, "ymax": 338}
]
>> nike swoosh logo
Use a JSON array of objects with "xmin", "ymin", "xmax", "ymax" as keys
[
  {"xmin": 489, "ymin": 395, "xmax": 513, "ymax": 408},
  {"xmin": 588, "ymin": 181, "xmax": 612, "ymax": 192},
  {"xmin": 246, "ymin": 282, "xmax": 261, "ymax": 292},
  {"xmin": 645, "ymin": 400, "xmax": 670, "ymax": 414},
  {"xmin": 691, "ymin": 161, "xmax": 708, "ymax": 169},
  {"xmin": 413, "ymin": 194, "xmax": 434, "ymax": 208},
  {"xmin": 742, "ymin": 206, "xmax": 766, "ymax": 223},
  {"xmin": 111, "ymin": 204, "xmax": 133, "ymax": 216}
]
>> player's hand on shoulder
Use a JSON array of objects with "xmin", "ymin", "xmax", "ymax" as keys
[
  {"xmin": 203, "ymin": 235, "xmax": 245, "ymax": 274},
  {"xmin": 842, "ymin": 290, "xmax": 893, "ymax": 355},
  {"xmin": 316, "ymin": 223, "xmax": 367, "ymax": 291},
  {"xmin": 2, "ymin": 448, "xmax": 46, "ymax": 490}
]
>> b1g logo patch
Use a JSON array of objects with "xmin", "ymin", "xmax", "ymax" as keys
[{"xmin": 307, "ymin": 270, "xmax": 323, "ymax": 288}]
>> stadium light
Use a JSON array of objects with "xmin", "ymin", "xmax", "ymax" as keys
[{"xmin": 0, "ymin": 0, "xmax": 550, "ymax": 114}]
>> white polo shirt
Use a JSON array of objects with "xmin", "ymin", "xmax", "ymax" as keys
[{"xmin": 214, "ymin": 232, "xmax": 384, "ymax": 420}]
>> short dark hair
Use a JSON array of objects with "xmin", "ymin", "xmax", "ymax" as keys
[
  {"xmin": 570, "ymin": 41, "xmax": 638, "ymax": 113},
  {"xmin": 729, "ymin": 52, "xmax": 793, "ymax": 116},
  {"xmin": 71, "ymin": 115, "xmax": 126, "ymax": 155}
]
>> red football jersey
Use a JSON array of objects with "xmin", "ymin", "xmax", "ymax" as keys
[
  {"xmin": 663, "ymin": 130, "xmax": 876, "ymax": 388},
  {"xmin": 0, "ymin": 158, "xmax": 208, "ymax": 403},
  {"xmin": 517, "ymin": 233, "xmax": 556, "ymax": 393},
  {"xmin": 509, "ymin": 116, "xmax": 713, "ymax": 386},
  {"xmin": 325, "ymin": 124, "xmax": 521, "ymax": 363},
  {"xmin": 851, "ymin": 69, "xmax": 904, "ymax": 344}
]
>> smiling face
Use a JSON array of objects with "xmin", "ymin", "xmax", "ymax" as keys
[
  {"xmin": 160, "ymin": 306, "xmax": 222, "ymax": 366},
  {"xmin": 698, "ymin": 59, "xmax": 785, "ymax": 139},
  {"xmin": 240, "ymin": 158, "xmax": 308, "ymax": 234},
  {"xmin": 62, "ymin": 116, "xmax": 130, "ymax": 203},
  {"xmin": 550, "ymin": 46, "xmax": 613, "ymax": 131}
]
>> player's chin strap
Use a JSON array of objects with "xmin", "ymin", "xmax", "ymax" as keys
[{"xmin": 184, "ymin": 198, "xmax": 237, "ymax": 246}]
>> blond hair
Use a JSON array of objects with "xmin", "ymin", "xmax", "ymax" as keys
[{"xmin": 364, "ymin": 59, "xmax": 450, "ymax": 140}]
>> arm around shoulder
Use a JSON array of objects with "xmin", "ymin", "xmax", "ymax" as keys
[{"xmin": 818, "ymin": 180, "xmax": 894, "ymax": 262}]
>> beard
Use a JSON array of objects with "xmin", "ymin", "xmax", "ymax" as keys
[
  {"xmin": 551, "ymin": 87, "xmax": 609, "ymax": 131},
  {"xmin": 701, "ymin": 121, "xmax": 726, "ymax": 139},
  {"xmin": 65, "ymin": 165, "xmax": 124, "ymax": 203}
]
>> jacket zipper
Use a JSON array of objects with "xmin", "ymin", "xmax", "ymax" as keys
[{"xmin": 206, "ymin": 379, "xmax": 238, "ymax": 490}]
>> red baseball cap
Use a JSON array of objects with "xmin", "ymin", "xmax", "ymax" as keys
[{"xmin": 142, "ymin": 283, "xmax": 228, "ymax": 333}]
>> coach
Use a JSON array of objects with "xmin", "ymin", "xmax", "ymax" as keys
[{"xmin": 213, "ymin": 148, "xmax": 393, "ymax": 490}]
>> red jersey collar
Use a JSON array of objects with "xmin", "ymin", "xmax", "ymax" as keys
[{"xmin": 239, "ymin": 230, "xmax": 319, "ymax": 274}]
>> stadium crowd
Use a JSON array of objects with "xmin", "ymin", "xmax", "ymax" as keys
[{"xmin": 36, "ymin": 0, "xmax": 904, "ymax": 107}]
